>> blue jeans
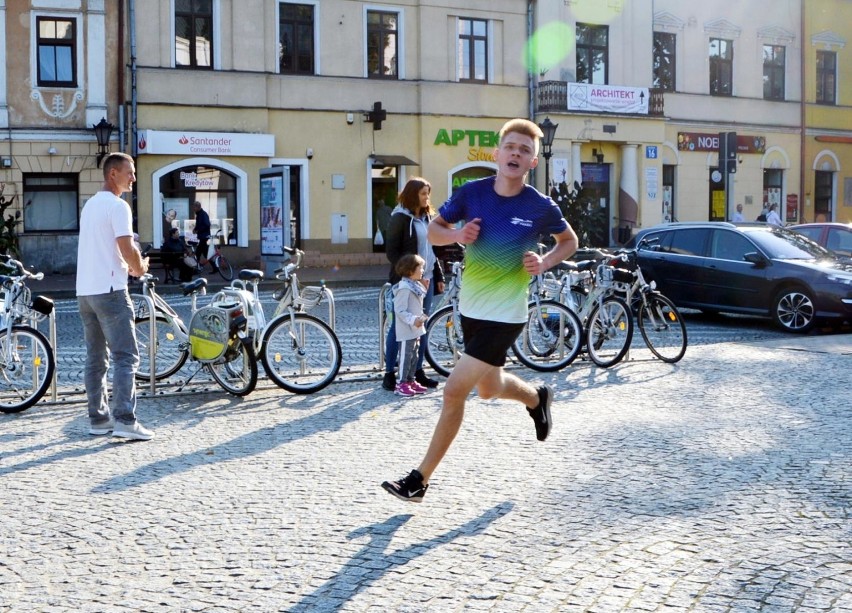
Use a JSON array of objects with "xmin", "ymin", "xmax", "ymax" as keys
[
  {"xmin": 78, "ymin": 290, "xmax": 140, "ymax": 425},
  {"xmin": 385, "ymin": 281, "xmax": 434, "ymax": 375}
]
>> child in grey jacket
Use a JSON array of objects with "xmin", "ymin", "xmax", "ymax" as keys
[{"xmin": 393, "ymin": 254, "xmax": 430, "ymax": 397}]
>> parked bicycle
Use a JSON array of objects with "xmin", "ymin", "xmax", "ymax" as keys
[
  {"xmin": 556, "ymin": 255, "xmax": 635, "ymax": 368},
  {"xmin": 607, "ymin": 242, "xmax": 688, "ymax": 363},
  {"xmin": 0, "ymin": 255, "xmax": 55, "ymax": 413},
  {"xmin": 187, "ymin": 231, "xmax": 234, "ymax": 281},
  {"xmin": 423, "ymin": 260, "xmax": 464, "ymax": 377},
  {"xmin": 512, "ymin": 269, "xmax": 583, "ymax": 372},
  {"xmin": 132, "ymin": 274, "xmax": 258, "ymax": 396},
  {"xmin": 210, "ymin": 246, "xmax": 341, "ymax": 394}
]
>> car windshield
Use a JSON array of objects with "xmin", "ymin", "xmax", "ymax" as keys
[{"xmin": 745, "ymin": 227, "xmax": 833, "ymax": 260}]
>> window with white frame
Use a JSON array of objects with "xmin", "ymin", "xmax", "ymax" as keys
[
  {"xmin": 653, "ymin": 32, "xmax": 676, "ymax": 91},
  {"xmin": 36, "ymin": 16, "xmax": 77, "ymax": 87},
  {"xmin": 367, "ymin": 10, "xmax": 398, "ymax": 79},
  {"xmin": 279, "ymin": 3, "xmax": 315, "ymax": 74},
  {"xmin": 458, "ymin": 18, "xmax": 487, "ymax": 82},
  {"xmin": 175, "ymin": 0, "xmax": 213, "ymax": 69},
  {"xmin": 816, "ymin": 50, "xmax": 836, "ymax": 105},
  {"xmin": 576, "ymin": 23, "xmax": 608, "ymax": 84},
  {"xmin": 709, "ymin": 37, "xmax": 733, "ymax": 96},
  {"xmin": 763, "ymin": 45, "xmax": 785, "ymax": 101}
]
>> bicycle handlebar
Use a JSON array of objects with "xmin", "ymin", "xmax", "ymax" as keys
[{"xmin": 0, "ymin": 254, "xmax": 44, "ymax": 281}]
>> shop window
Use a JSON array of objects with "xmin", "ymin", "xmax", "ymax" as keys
[
  {"xmin": 763, "ymin": 169, "xmax": 783, "ymax": 218},
  {"xmin": 367, "ymin": 10, "xmax": 398, "ymax": 79},
  {"xmin": 814, "ymin": 171, "xmax": 833, "ymax": 222},
  {"xmin": 458, "ymin": 18, "xmax": 488, "ymax": 82},
  {"xmin": 175, "ymin": 0, "xmax": 213, "ymax": 68},
  {"xmin": 662, "ymin": 164, "xmax": 675, "ymax": 222},
  {"xmin": 159, "ymin": 166, "xmax": 237, "ymax": 243},
  {"xmin": 23, "ymin": 174, "xmax": 79, "ymax": 232},
  {"xmin": 36, "ymin": 17, "xmax": 76, "ymax": 87},
  {"xmin": 279, "ymin": 3, "xmax": 315, "ymax": 74}
]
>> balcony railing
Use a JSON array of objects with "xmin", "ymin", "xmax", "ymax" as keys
[{"xmin": 537, "ymin": 81, "xmax": 665, "ymax": 116}]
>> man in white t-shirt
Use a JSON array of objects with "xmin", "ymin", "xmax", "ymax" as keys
[{"xmin": 77, "ymin": 152, "xmax": 153, "ymax": 440}]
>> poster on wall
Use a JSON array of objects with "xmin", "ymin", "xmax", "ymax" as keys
[{"xmin": 260, "ymin": 172, "xmax": 284, "ymax": 256}]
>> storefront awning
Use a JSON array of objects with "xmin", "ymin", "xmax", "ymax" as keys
[{"xmin": 371, "ymin": 154, "xmax": 419, "ymax": 167}]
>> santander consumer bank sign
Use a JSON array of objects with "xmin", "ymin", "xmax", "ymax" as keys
[{"xmin": 137, "ymin": 130, "xmax": 275, "ymax": 157}]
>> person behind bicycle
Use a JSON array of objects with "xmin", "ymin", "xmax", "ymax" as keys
[
  {"xmin": 162, "ymin": 227, "xmax": 196, "ymax": 282},
  {"xmin": 193, "ymin": 201, "xmax": 217, "ymax": 274}
]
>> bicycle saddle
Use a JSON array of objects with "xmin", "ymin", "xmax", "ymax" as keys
[
  {"xmin": 181, "ymin": 278, "xmax": 208, "ymax": 296},
  {"xmin": 238, "ymin": 269, "xmax": 264, "ymax": 281}
]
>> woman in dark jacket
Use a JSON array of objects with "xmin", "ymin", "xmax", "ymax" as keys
[{"xmin": 383, "ymin": 177, "xmax": 445, "ymax": 390}]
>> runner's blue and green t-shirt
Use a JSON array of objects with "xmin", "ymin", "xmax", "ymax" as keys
[{"xmin": 438, "ymin": 176, "xmax": 568, "ymax": 323}]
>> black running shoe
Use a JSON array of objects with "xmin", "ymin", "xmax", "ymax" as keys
[
  {"xmin": 381, "ymin": 469, "xmax": 428, "ymax": 503},
  {"xmin": 527, "ymin": 385, "xmax": 553, "ymax": 442},
  {"xmin": 415, "ymin": 369, "xmax": 439, "ymax": 389},
  {"xmin": 381, "ymin": 372, "xmax": 397, "ymax": 391}
]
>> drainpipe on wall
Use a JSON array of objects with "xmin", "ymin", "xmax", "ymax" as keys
[
  {"xmin": 799, "ymin": 0, "xmax": 806, "ymax": 223},
  {"xmin": 129, "ymin": 0, "xmax": 138, "ymax": 158},
  {"xmin": 528, "ymin": 0, "xmax": 536, "ymax": 122}
]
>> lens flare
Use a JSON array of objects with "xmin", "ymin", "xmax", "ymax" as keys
[{"xmin": 524, "ymin": 22, "xmax": 574, "ymax": 76}]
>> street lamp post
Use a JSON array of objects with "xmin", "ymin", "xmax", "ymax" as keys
[
  {"xmin": 93, "ymin": 118, "xmax": 115, "ymax": 168},
  {"xmin": 538, "ymin": 117, "xmax": 558, "ymax": 195}
]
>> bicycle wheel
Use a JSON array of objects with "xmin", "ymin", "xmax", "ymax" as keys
[
  {"xmin": 208, "ymin": 337, "xmax": 258, "ymax": 396},
  {"xmin": 0, "ymin": 326, "xmax": 55, "ymax": 414},
  {"xmin": 585, "ymin": 297, "xmax": 633, "ymax": 368},
  {"xmin": 424, "ymin": 304, "xmax": 464, "ymax": 378},
  {"xmin": 261, "ymin": 313, "xmax": 341, "ymax": 394},
  {"xmin": 638, "ymin": 293, "xmax": 687, "ymax": 363},
  {"xmin": 512, "ymin": 300, "xmax": 582, "ymax": 372},
  {"xmin": 134, "ymin": 315, "xmax": 188, "ymax": 381},
  {"xmin": 213, "ymin": 253, "xmax": 234, "ymax": 281}
]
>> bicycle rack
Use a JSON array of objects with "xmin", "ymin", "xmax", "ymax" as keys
[
  {"xmin": 28, "ymin": 307, "xmax": 59, "ymax": 402},
  {"xmin": 130, "ymin": 293, "xmax": 158, "ymax": 395},
  {"xmin": 378, "ymin": 282, "xmax": 391, "ymax": 370}
]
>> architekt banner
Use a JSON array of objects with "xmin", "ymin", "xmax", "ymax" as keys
[{"xmin": 567, "ymin": 83, "xmax": 649, "ymax": 114}]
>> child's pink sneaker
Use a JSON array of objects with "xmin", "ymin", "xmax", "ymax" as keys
[
  {"xmin": 408, "ymin": 381, "xmax": 428, "ymax": 394},
  {"xmin": 394, "ymin": 382, "xmax": 416, "ymax": 397}
]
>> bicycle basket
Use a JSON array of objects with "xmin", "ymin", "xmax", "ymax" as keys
[
  {"xmin": 188, "ymin": 303, "xmax": 238, "ymax": 362},
  {"xmin": 5, "ymin": 285, "xmax": 51, "ymax": 323},
  {"xmin": 611, "ymin": 268, "xmax": 635, "ymax": 284},
  {"xmin": 295, "ymin": 286, "xmax": 323, "ymax": 309}
]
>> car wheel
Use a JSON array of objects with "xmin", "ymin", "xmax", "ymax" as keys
[{"xmin": 772, "ymin": 286, "xmax": 816, "ymax": 333}]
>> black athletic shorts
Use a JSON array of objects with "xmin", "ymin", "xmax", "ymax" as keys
[{"xmin": 460, "ymin": 314, "xmax": 525, "ymax": 367}]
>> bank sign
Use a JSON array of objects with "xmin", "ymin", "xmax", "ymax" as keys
[
  {"xmin": 137, "ymin": 130, "xmax": 275, "ymax": 157},
  {"xmin": 568, "ymin": 83, "xmax": 649, "ymax": 114}
]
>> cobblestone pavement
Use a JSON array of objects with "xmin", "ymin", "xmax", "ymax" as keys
[{"xmin": 1, "ymin": 320, "xmax": 850, "ymax": 611}]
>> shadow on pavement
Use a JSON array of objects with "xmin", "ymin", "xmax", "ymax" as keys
[
  {"xmin": 285, "ymin": 501, "xmax": 515, "ymax": 612},
  {"xmin": 90, "ymin": 387, "xmax": 381, "ymax": 493}
]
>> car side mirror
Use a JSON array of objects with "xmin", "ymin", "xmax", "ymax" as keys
[{"xmin": 744, "ymin": 251, "xmax": 768, "ymax": 268}]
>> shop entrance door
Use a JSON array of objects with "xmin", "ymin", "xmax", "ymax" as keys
[{"xmin": 578, "ymin": 163, "xmax": 611, "ymax": 248}]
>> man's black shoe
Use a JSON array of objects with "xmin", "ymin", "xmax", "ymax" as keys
[
  {"xmin": 381, "ymin": 469, "xmax": 428, "ymax": 503},
  {"xmin": 381, "ymin": 372, "xmax": 396, "ymax": 391},
  {"xmin": 527, "ymin": 385, "xmax": 553, "ymax": 442},
  {"xmin": 415, "ymin": 369, "xmax": 439, "ymax": 389}
]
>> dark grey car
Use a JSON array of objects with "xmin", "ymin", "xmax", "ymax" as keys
[{"xmin": 633, "ymin": 222, "xmax": 852, "ymax": 333}]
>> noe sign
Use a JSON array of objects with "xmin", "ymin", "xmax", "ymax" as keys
[{"xmin": 677, "ymin": 132, "xmax": 766, "ymax": 154}]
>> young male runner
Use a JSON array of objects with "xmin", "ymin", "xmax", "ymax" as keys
[{"xmin": 382, "ymin": 118, "xmax": 579, "ymax": 502}]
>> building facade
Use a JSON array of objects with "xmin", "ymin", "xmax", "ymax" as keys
[
  {"xmin": 1, "ymin": 1, "xmax": 850, "ymax": 273},
  {"xmin": 0, "ymin": 0, "xmax": 121, "ymax": 273},
  {"xmin": 803, "ymin": 0, "xmax": 852, "ymax": 225}
]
